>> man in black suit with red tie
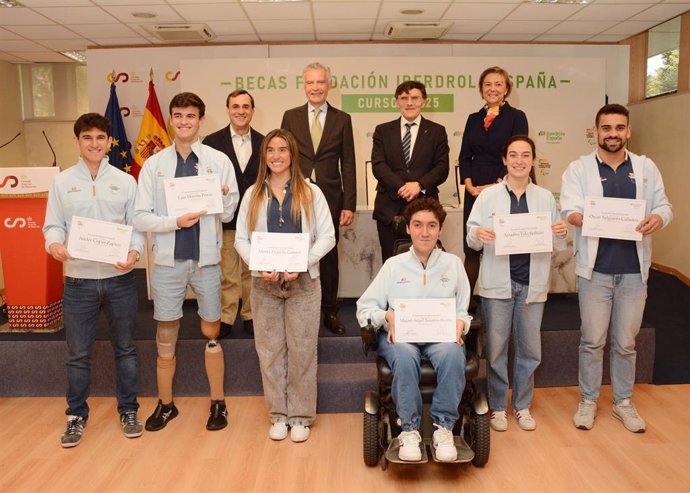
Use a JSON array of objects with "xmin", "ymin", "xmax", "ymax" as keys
[
  {"xmin": 204, "ymin": 89, "xmax": 264, "ymax": 337},
  {"xmin": 281, "ymin": 62, "xmax": 356, "ymax": 335},
  {"xmin": 371, "ymin": 81, "xmax": 450, "ymax": 263}
]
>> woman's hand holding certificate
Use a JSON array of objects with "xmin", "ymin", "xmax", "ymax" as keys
[
  {"xmin": 249, "ymin": 232, "xmax": 310, "ymax": 273},
  {"xmin": 493, "ymin": 212, "xmax": 553, "ymax": 256}
]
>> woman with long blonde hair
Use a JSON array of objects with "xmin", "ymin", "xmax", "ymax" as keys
[{"xmin": 235, "ymin": 128, "xmax": 335, "ymax": 443}]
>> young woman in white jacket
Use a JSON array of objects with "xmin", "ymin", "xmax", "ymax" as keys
[
  {"xmin": 466, "ymin": 135, "xmax": 567, "ymax": 432},
  {"xmin": 235, "ymin": 129, "xmax": 335, "ymax": 443}
]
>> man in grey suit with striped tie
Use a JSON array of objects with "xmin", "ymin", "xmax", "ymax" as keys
[{"xmin": 371, "ymin": 81, "xmax": 450, "ymax": 263}]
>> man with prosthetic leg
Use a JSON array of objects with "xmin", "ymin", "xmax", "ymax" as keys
[{"xmin": 134, "ymin": 92, "xmax": 239, "ymax": 431}]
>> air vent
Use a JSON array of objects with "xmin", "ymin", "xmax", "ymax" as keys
[
  {"xmin": 143, "ymin": 23, "xmax": 217, "ymax": 42},
  {"xmin": 384, "ymin": 21, "xmax": 453, "ymax": 40}
]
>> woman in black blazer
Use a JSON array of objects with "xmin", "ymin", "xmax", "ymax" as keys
[{"xmin": 458, "ymin": 66, "xmax": 528, "ymax": 306}]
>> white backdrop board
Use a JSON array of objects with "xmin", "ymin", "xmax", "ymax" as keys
[
  {"xmin": 87, "ymin": 46, "xmax": 607, "ymax": 206},
  {"xmin": 181, "ymin": 56, "xmax": 604, "ymax": 205}
]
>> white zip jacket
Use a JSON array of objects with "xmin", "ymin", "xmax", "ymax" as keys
[
  {"xmin": 356, "ymin": 247, "xmax": 473, "ymax": 334},
  {"xmin": 43, "ymin": 157, "xmax": 145, "ymax": 279},
  {"xmin": 133, "ymin": 140, "xmax": 239, "ymax": 267},
  {"xmin": 234, "ymin": 181, "xmax": 336, "ymax": 279},
  {"xmin": 560, "ymin": 150, "xmax": 672, "ymax": 283},
  {"xmin": 466, "ymin": 180, "xmax": 566, "ymax": 304}
]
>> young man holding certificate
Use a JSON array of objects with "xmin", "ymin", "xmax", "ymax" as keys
[
  {"xmin": 44, "ymin": 113, "xmax": 145, "ymax": 448},
  {"xmin": 561, "ymin": 104, "xmax": 672, "ymax": 433},
  {"xmin": 356, "ymin": 198, "xmax": 472, "ymax": 463},
  {"xmin": 134, "ymin": 92, "xmax": 239, "ymax": 432},
  {"xmin": 466, "ymin": 135, "xmax": 567, "ymax": 432}
]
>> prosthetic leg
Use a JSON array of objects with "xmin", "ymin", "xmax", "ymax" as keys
[
  {"xmin": 202, "ymin": 319, "xmax": 227, "ymax": 431},
  {"xmin": 145, "ymin": 320, "xmax": 181, "ymax": 431}
]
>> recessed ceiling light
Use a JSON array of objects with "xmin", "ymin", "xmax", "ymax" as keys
[
  {"xmin": 240, "ymin": 0, "xmax": 305, "ymax": 3},
  {"xmin": 528, "ymin": 0, "xmax": 591, "ymax": 4},
  {"xmin": 132, "ymin": 12, "xmax": 157, "ymax": 19},
  {"xmin": 59, "ymin": 50, "xmax": 87, "ymax": 64},
  {"xmin": 401, "ymin": 9, "xmax": 424, "ymax": 15},
  {"xmin": 0, "ymin": 0, "xmax": 23, "ymax": 7}
]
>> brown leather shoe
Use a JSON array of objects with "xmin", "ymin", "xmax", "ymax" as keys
[{"xmin": 324, "ymin": 314, "xmax": 346, "ymax": 335}]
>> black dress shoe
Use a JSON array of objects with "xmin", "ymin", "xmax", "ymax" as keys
[
  {"xmin": 243, "ymin": 319, "xmax": 254, "ymax": 335},
  {"xmin": 145, "ymin": 400, "xmax": 179, "ymax": 431},
  {"xmin": 324, "ymin": 314, "xmax": 346, "ymax": 335},
  {"xmin": 218, "ymin": 322, "xmax": 233, "ymax": 339},
  {"xmin": 206, "ymin": 400, "xmax": 228, "ymax": 431}
]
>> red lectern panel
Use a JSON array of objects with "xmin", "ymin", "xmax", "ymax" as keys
[{"xmin": 0, "ymin": 167, "xmax": 62, "ymax": 332}]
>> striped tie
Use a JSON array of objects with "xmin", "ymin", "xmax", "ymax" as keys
[
  {"xmin": 311, "ymin": 107, "xmax": 322, "ymax": 153},
  {"xmin": 402, "ymin": 122, "xmax": 415, "ymax": 166}
]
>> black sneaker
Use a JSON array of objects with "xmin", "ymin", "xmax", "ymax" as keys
[
  {"xmin": 206, "ymin": 400, "xmax": 228, "ymax": 431},
  {"xmin": 61, "ymin": 415, "xmax": 86, "ymax": 448},
  {"xmin": 120, "ymin": 410, "xmax": 144, "ymax": 438},
  {"xmin": 145, "ymin": 400, "xmax": 179, "ymax": 431}
]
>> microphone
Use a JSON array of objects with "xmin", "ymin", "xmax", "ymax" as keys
[
  {"xmin": 42, "ymin": 130, "xmax": 57, "ymax": 167},
  {"xmin": 0, "ymin": 132, "xmax": 21, "ymax": 150}
]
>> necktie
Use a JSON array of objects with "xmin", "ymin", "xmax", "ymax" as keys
[
  {"xmin": 311, "ymin": 107, "xmax": 322, "ymax": 153},
  {"xmin": 402, "ymin": 122, "xmax": 415, "ymax": 166}
]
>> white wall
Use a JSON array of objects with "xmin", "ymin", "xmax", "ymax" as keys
[
  {"xmin": 629, "ymin": 92, "xmax": 690, "ymax": 279},
  {"xmin": 0, "ymin": 61, "xmax": 26, "ymax": 168}
]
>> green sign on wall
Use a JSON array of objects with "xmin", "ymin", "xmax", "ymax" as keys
[{"xmin": 341, "ymin": 94, "xmax": 454, "ymax": 113}]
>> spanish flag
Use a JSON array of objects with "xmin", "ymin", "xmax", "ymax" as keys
[{"xmin": 131, "ymin": 80, "xmax": 171, "ymax": 180}]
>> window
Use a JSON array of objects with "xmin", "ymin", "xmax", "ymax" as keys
[
  {"xmin": 28, "ymin": 65, "xmax": 55, "ymax": 118},
  {"xmin": 646, "ymin": 16, "xmax": 681, "ymax": 98},
  {"xmin": 19, "ymin": 63, "xmax": 88, "ymax": 120}
]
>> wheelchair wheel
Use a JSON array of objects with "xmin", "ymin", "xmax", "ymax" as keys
[
  {"xmin": 469, "ymin": 410, "xmax": 490, "ymax": 467},
  {"xmin": 363, "ymin": 411, "xmax": 380, "ymax": 467}
]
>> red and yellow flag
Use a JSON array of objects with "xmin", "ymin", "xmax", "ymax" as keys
[{"xmin": 132, "ymin": 80, "xmax": 171, "ymax": 180}]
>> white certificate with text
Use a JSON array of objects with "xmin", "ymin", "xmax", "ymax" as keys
[
  {"xmin": 249, "ymin": 232, "xmax": 310, "ymax": 272},
  {"xmin": 67, "ymin": 216, "xmax": 132, "ymax": 264},
  {"xmin": 394, "ymin": 298, "xmax": 456, "ymax": 343},
  {"xmin": 164, "ymin": 174, "xmax": 223, "ymax": 216},
  {"xmin": 494, "ymin": 212, "xmax": 553, "ymax": 256},
  {"xmin": 582, "ymin": 196, "xmax": 645, "ymax": 241}
]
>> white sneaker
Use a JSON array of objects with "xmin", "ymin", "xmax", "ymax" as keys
[
  {"xmin": 514, "ymin": 409, "xmax": 537, "ymax": 431},
  {"xmin": 573, "ymin": 399, "xmax": 597, "ymax": 430},
  {"xmin": 490, "ymin": 410, "xmax": 508, "ymax": 431},
  {"xmin": 612, "ymin": 399, "xmax": 646, "ymax": 433},
  {"xmin": 397, "ymin": 430, "xmax": 422, "ymax": 461},
  {"xmin": 432, "ymin": 424, "xmax": 457, "ymax": 462},
  {"xmin": 290, "ymin": 424, "xmax": 310, "ymax": 442},
  {"xmin": 269, "ymin": 422, "xmax": 288, "ymax": 441}
]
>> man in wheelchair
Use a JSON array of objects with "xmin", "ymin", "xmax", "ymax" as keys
[{"xmin": 356, "ymin": 198, "xmax": 472, "ymax": 462}]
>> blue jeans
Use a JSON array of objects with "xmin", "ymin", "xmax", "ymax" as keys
[
  {"xmin": 376, "ymin": 330, "xmax": 466, "ymax": 431},
  {"xmin": 481, "ymin": 281, "xmax": 544, "ymax": 412},
  {"xmin": 62, "ymin": 271, "xmax": 139, "ymax": 418},
  {"xmin": 577, "ymin": 272, "xmax": 646, "ymax": 403}
]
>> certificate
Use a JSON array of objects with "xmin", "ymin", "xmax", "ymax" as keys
[
  {"xmin": 582, "ymin": 196, "xmax": 646, "ymax": 241},
  {"xmin": 164, "ymin": 174, "xmax": 223, "ymax": 216},
  {"xmin": 494, "ymin": 212, "xmax": 553, "ymax": 256},
  {"xmin": 394, "ymin": 298, "xmax": 456, "ymax": 343},
  {"xmin": 67, "ymin": 216, "xmax": 132, "ymax": 264},
  {"xmin": 249, "ymin": 232, "xmax": 310, "ymax": 272}
]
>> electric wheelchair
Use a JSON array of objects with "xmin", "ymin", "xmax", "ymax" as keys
[{"xmin": 359, "ymin": 221, "xmax": 490, "ymax": 469}]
